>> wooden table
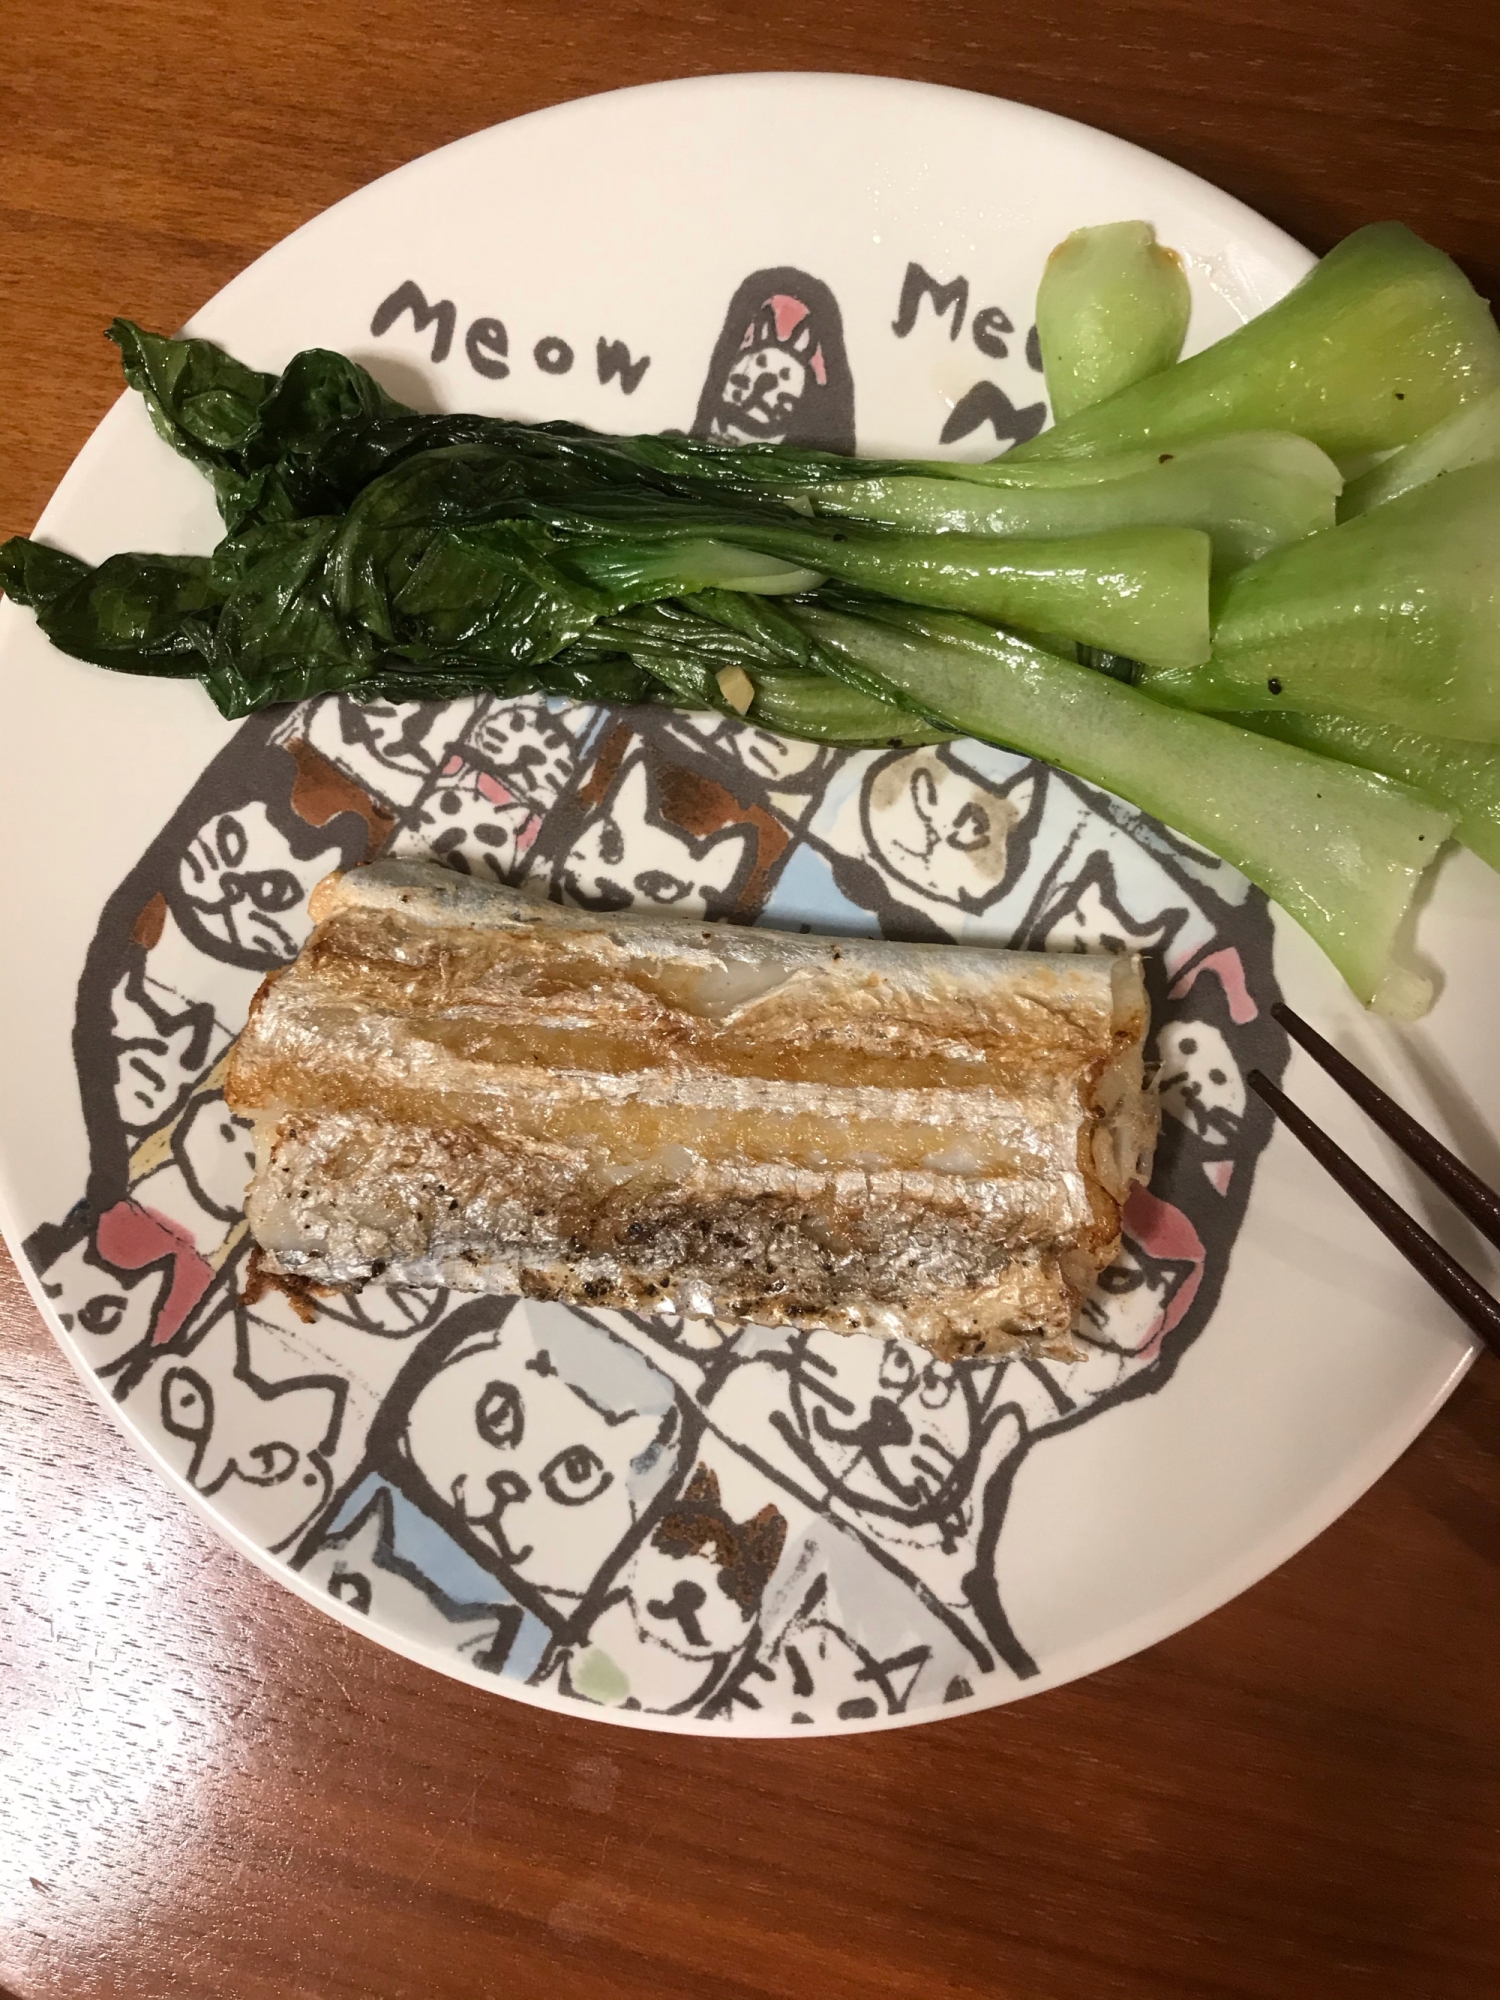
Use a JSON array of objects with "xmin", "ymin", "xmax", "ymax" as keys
[{"xmin": 3, "ymin": 5, "xmax": 1499, "ymax": 1995}]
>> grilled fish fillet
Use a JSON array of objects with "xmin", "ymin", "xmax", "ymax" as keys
[{"xmin": 226, "ymin": 858, "xmax": 1158, "ymax": 1359}]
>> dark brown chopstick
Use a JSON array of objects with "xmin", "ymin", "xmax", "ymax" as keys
[
  {"xmin": 1272, "ymin": 1001, "xmax": 1500, "ymax": 1253},
  {"xmin": 1247, "ymin": 1068, "xmax": 1500, "ymax": 1357}
]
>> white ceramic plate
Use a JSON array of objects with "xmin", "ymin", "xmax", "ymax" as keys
[{"xmin": 2, "ymin": 74, "xmax": 1495, "ymax": 1736}]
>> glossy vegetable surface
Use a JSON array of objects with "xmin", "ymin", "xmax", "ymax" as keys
[
  {"xmin": 804, "ymin": 433, "xmax": 1340, "ymax": 570},
  {"xmin": 3, "ymin": 226, "xmax": 1494, "ymax": 1015},
  {"xmin": 1141, "ymin": 463, "xmax": 1500, "ymax": 743},
  {"xmin": 1009, "ymin": 224, "xmax": 1500, "ymax": 467},
  {"xmin": 1035, "ymin": 221, "xmax": 1191, "ymax": 421},
  {"xmin": 790, "ymin": 598, "xmax": 1452, "ymax": 1013},
  {"xmin": 1230, "ymin": 708, "xmax": 1500, "ymax": 873},
  {"xmin": 1339, "ymin": 383, "xmax": 1500, "ymax": 517}
]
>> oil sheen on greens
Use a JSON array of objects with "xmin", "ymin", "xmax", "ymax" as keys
[{"xmin": 3, "ymin": 214, "xmax": 1500, "ymax": 1013}]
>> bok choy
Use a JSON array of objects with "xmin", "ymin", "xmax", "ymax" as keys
[
  {"xmin": 1228, "ymin": 708, "xmax": 1500, "ymax": 874},
  {"xmin": 4, "ymin": 214, "xmax": 1498, "ymax": 1014},
  {"xmin": 1338, "ymin": 383, "xmax": 1500, "ymax": 518},
  {"xmin": 1141, "ymin": 463, "xmax": 1500, "ymax": 743},
  {"xmin": 800, "ymin": 433, "xmax": 1341, "ymax": 571},
  {"xmin": 1008, "ymin": 224, "xmax": 1500, "ymax": 468},
  {"xmin": 1035, "ymin": 221, "xmax": 1191, "ymax": 421},
  {"xmin": 788, "ymin": 598, "xmax": 1452, "ymax": 1014}
]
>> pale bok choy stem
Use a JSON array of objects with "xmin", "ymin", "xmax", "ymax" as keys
[
  {"xmin": 787, "ymin": 598, "xmax": 1452, "ymax": 1015},
  {"xmin": 1227, "ymin": 709, "xmax": 1500, "ymax": 875},
  {"xmin": 1339, "ymin": 384, "xmax": 1500, "ymax": 518},
  {"xmin": 1140, "ymin": 462, "xmax": 1500, "ymax": 743},
  {"xmin": 1035, "ymin": 221, "xmax": 1191, "ymax": 422},
  {"xmin": 1008, "ymin": 223, "xmax": 1500, "ymax": 468},
  {"xmin": 801, "ymin": 433, "xmax": 1341, "ymax": 572},
  {"xmin": 713, "ymin": 517, "xmax": 1213, "ymax": 670}
]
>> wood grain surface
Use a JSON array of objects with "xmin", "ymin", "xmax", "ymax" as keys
[{"xmin": 3, "ymin": 4, "xmax": 1499, "ymax": 1996}]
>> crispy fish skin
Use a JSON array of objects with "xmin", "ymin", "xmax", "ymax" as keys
[{"xmin": 226, "ymin": 858, "xmax": 1157, "ymax": 1359}]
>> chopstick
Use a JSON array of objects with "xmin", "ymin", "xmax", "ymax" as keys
[
  {"xmin": 1247, "ymin": 1064, "xmax": 1500, "ymax": 1358},
  {"xmin": 1271, "ymin": 1002, "xmax": 1500, "ymax": 1252}
]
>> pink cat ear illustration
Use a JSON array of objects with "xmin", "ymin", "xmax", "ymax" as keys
[
  {"xmin": 750, "ymin": 305, "xmax": 780, "ymax": 349},
  {"xmin": 694, "ymin": 266, "xmax": 855, "ymax": 451}
]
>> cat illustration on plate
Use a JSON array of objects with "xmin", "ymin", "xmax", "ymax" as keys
[
  {"xmin": 693, "ymin": 266, "xmax": 855, "ymax": 451},
  {"xmin": 21, "ymin": 260, "xmax": 1286, "ymax": 1726}
]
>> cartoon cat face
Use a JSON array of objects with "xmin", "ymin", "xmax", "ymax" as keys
[
  {"xmin": 693, "ymin": 270, "xmax": 854, "ymax": 454},
  {"xmin": 714, "ymin": 349, "xmax": 807, "ymax": 440},
  {"xmin": 122, "ymin": 1302, "xmax": 345, "ymax": 1551},
  {"xmin": 466, "ymin": 696, "xmax": 580, "ymax": 811},
  {"xmin": 1076, "ymin": 1233, "xmax": 1192, "ymax": 1358},
  {"xmin": 1032, "ymin": 866, "xmax": 1178, "ymax": 957},
  {"xmin": 1157, "ymin": 1019, "xmax": 1246, "ymax": 1141},
  {"xmin": 176, "ymin": 802, "xmax": 330, "ymax": 964},
  {"xmin": 37, "ymin": 1226, "xmax": 168, "ymax": 1369},
  {"xmin": 862, "ymin": 750, "xmax": 1034, "ymax": 912},
  {"xmin": 771, "ymin": 1333, "xmax": 995, "ymax": 1527},
  {"xmin": 398, "ymin": 759, "xmax": 545, "ymax": 882},
  {"xmin": 399, "ymin": 1314, "xmax": 684, "ymax": 1606},
  {"xmin": 557, "ymin": 756, "xmax": 750, "ymax": 914},
  {"xmin": 107, "ymin": 955, "xmax": 226, "ymax": 1140},
  {"xmin": 174, "ymin": 1093, "xmax": 258, "ymax": 1223},
  {"xmin": 708, "ymin": 304, "xmax": 822, "ymax": 443},
  {"xmin": 615, "ymin": 1459, "xmax": 780, "ymax": 1665}
]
